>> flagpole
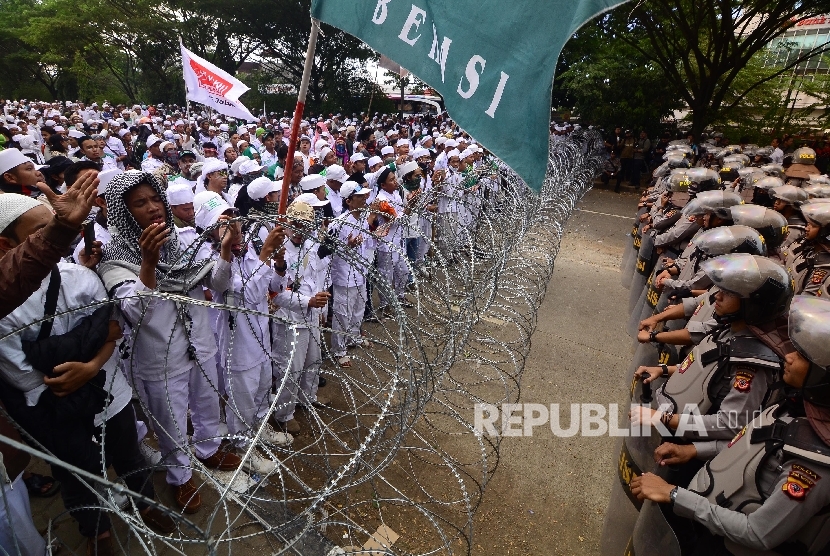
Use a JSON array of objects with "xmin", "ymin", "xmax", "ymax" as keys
[{"xmin": 278, "ymin": 17, "xmax": 320, "ymax": 215}]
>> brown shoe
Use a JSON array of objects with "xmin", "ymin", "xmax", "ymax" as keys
[
  {"xmin": 141, "ymin": 506, "xmax": 176, "ymax": 534},
  {"xmin": 174, "ymin": 479, "xmax": 202, "ymax": 514},
  {"xmin": 197, "ymin": 447, "xmax": 242, "ymax": 471},
  {"xmin": 274, "ymin": 418, "xmax": 301, "ymax": 434},
  {"xmin": 87, "ymin": 534, "xmax": 114, "ymax": 556}
]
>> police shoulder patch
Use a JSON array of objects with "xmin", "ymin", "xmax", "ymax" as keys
[
  {"xmin": 811, "ymin": 269, "xmax": 828, "ymax": 285},
  {"xmin": 733, "ymin": 369, "xmax": 754, "ymax": 392},
  {"xmin": 783, "ymin": 463, "xmax": 821, "ymax": 501}
]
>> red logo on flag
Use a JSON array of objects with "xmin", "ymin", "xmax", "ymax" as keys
[{"xmin": 189, "ymin": 59, "xmax": 232, "ymax": 97}]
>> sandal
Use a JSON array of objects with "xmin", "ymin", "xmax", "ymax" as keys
[
  {"xmin": 338, "ymin": 356, "xmax": 352, "ymax": 368},
  {"xmin": 24, "ymin": 473, "xmax": 61, "ymax": 498}
]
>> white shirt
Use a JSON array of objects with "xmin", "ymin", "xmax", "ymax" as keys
[
  {"xmin": 212, "ymin": 247, "xmax": 280, "ymax": 371},
  {"xmin": 329, "ymin": 212, "xmax": 377, "ymax": 288},
  {"xmin": 80, "ymin": 155, "xmax": 118, "ymax": 172},
  {"xmin": 72, "ymin": 221, "xmax": 112, "ymax": 264},
  {"xmin": 272, "ymin": 238, "xmax": 326, "ymax": 328},
  {"xmin": 771, "ymin": 147, "xmax": 784, "ymax": 165},
  {"xmin": 113, "ymin": 257, "xmax": 230, "ymax": 381},
  {"xmin": 141, "ymin": 156, "xmax": 165, "ymax": 173},
  {"xmin": 375, "ymin": 188, "xmax": 405, "ymax": 250},
  {"xmin": 260, "ymin": 148, "xmax": 278, "ymax": 168},
  {"xmin": 0, "ymin": 263, "xmax": 131, "ymax": 426},
  {"xmin": 327, "ymin": 189, "xmax": 343, "ymax": 217},
  {"xmin": 170, "ymin": 176, "xmax": 197, "ymax": 190},
  {"xmin": 106, "ymin": 137, "xmax": 127, "ymax": 170}
]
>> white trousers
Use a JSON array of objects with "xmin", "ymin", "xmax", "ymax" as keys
[
  {"xmin": 376, "ymin": 248, "xmax": 408, "ymax": 306},
  {"xmin": 417, "ymin": 220, "xmax": 432, "ymax": 260},
  {"xmin": 331, "ymin": 283, "xmax": 366, "ymax": 357},
  {"xmin": 0, "ymin": 473, "xmax": 45, "ymax": 556},
  {"xmin": 272, "ymin": 324, "xmax": 321, "ymax": 422},
  {"xmin": 140, "ymin": 359, "xmax": 223, "ymax": 486},
  {"xmin": 225, "ymin": 360, "xmax": 272, "ymax": 447},
  {"xmin": 437, "ymin": 213, "xmax": 459, "ymax": 258}
]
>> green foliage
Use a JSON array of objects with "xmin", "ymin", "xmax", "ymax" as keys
[
  {"xmin": 0, "ymin": 0, "xmax": 381, "ymax": 113},
  {"xmin": 556, "ymin": 19, "xmax": 682, "ymax": 136}
]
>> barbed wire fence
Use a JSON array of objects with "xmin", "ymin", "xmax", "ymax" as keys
[{"xmin": 0, "ymin": 131, "xmax": 604, "ymax": 556}]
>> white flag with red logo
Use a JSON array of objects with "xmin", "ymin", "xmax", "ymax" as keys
[{"xmin": 180, "ymin": 40, "xmax": 257, "ymax": 122}]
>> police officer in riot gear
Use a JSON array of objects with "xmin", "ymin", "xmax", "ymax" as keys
[
  {"xmin": 632, "ymin": 254, "xmax": 791, "ymax": 444},
  {"xmin": 630, "ymin": 295, "xmax": 830, "ymax": 556},
  {"xmin": 771, "ymin": 184, "xmax": 810, "ymax": 250},
  {"xmin": 786, "ymin": 201, "xmax": 830, "ymax": 297}
]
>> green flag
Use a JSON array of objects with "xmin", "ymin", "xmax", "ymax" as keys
[{"xmin": 310, "ymin": 0, "xmax": 627, "ymax": 190}]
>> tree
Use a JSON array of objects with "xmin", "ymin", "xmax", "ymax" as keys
[
  {"xmin": 168, "ymin": 0, "xmax": 377, "ymax": 111},
  {"xmin": 613, "ymin": 0, "xmax": 830, "ymax": 135},
  {"xmin": 555, "ymin": 18, "xmax": 683, "ymax": 135}
]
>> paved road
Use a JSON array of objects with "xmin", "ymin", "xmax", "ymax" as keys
[{"xmin": 471, "ymin": 186, "xmax": 639, "ymax": 555}]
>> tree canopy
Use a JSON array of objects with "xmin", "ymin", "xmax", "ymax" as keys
[
  {"xmin": 0, "ymin": 0, "xmax": 386, "ymax": 113},
  {"xmin": 556, "ymin": 0, "xmax": 830, "ymax": 138}
]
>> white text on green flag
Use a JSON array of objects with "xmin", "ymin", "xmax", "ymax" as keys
[{"xmin": 310, "ymin": 0, "xmax": 627, "ymax": 190}]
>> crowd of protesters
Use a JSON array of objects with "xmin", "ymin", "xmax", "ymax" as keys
[{"xmin": 0, "ymin": 98, "xmax": 505, "ymax": 555}]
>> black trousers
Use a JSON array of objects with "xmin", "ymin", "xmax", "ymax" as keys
[{"xmin": 0, "ymin": 386, "xmax": 154, "ymax": 538}]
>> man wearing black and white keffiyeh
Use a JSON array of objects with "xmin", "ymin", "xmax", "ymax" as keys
[{"xmin": 98, "ymin": 171, "xmax": 243, "ymax": 514}]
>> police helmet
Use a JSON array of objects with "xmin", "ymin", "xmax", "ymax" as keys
[
  {"xmin": 730, "ymin": 204, "xmax": 789, "ymax": 250},
  {"xmin": 804, "ymin": 184, "xmax": 830, "ymax": 199},
  {"xmin": 770, "ymin": 185, "xmax": 809, "ymax": 206},
  {"xmin": 789, "ymin": 296, "xmax": 830, "ymax": 407},
  {"xmin": 802, "ymin": 201, "xmax": 830, "ymax": 230},
  {"xmin": 666, "ymin": 154, "xmax": 691, "ymax": 169},
  {"xmin": 668, "ymin": 172, "xmax": 691, "ymax": 192},
  {"xmin": 754, "ymin": 176, "xmax": 784, "ymax": 191},
  {"xmin": 807, "ymin": 174, "xmax": 830, "ymax": 186},
  {"xmin": 792, "ymin": 147, "xmax": 817, "ymax": 166},
  {"xmin": 761, "ymin": 164, "xmax": 785, "ymax": 179},
  {"xmin": 683, "ymin": 190, "xmax": 742, "ymax": 218},
  {"xmin": 652, "ymin": 162, "xmax": 671, "ymax": 178},
  {"xmin": 694, "ymin": 225, "xmax": 766, "ymax": 258},
  {"xmin": 702, "ymin": 253, "xmax": 792, "ymax": 325},
  {"xmin": 686, "ymin": 167, "xmax": 721, "ymax": 194}
]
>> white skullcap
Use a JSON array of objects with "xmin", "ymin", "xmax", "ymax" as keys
[
  {"xmin": 145, "ymin": 135, "xmax": 161, "ymax": 148},
  {"xmin": 97, "ymin": 168, "xmax": 123, "ymax": 196},
  {"xmin": 314, "ymin": 139, "xmax": 329, "ymax": 152},
  {"xmin": 445, "ymin": 139, "xmax": 458, "ymax": 148},
  {"xmin": 238, "ymin": 159, "xmax": 265, "ymax": 176},
  {"xmin": 166, "ymin": 182, "xmax": 195, "ymax": 206},
  {"xmin": 294, "ymin": 192, "xmax": 330, "ymax": 207},
  {"xmin": 398, "ymin": 161, "xmax": 419, "ymax": 176},
  {"xmin": 247, "ymin": 176, "xmax": 280, "ymax": 201},
  {"xmin": 194, "ymin": 193, "xmax": 232, "ymax": 229},
  {"xmin": 68, "ymin": 129, "xmax": 85, "ymax": 139},
  {"xmin": 324, "ymin": 164, "xmax": 347, "ymax": 183},
  {"xmin": 381, "ymin": 146, "xmax": 395, "ymax": 156},
  {"xmin": 395, "ymin": 138, "xmax": 410, "ymax": 147},
  {"xmin": 0, "ymin": 193, "xmax": 42, "ymax": 234},
  {"xmin": 459, "ymin": 148, "xmax": 474, "ymax": 160},
  {"xmin": 0, "ymin": 148, "xmax": 32, "ymax": 175},
  {"xmin": 367, "ymin": 156, "xmax": 383, "ymax": 167},
  {"xmin": 318, "ymin": 147, "xmax": 333, "ymax": 161},
  {"xmin": 412, "ymin": 148, "xmax": 430, "ymax": 159},
  {"xmin": 300, "ymin": 173, "xmax": 326, "ymax": 191},
  {"xmin": 447, "ymin": 149, "xmax": 461, "ymax": 159},
  {"xmin": 202, "ymin": 157, "xmax": 228, "ymax": 176},
  {"xmin": 230, "ymin": 156, "xmax": 250, "ymax": 175}
]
